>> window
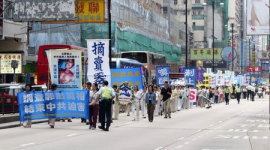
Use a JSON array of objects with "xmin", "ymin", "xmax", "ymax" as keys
[
  {"xmin": 192, "ymin": 15, "xmax": 204, "ymax": 20},
  {"xmin": 174, "ymin": 0, "xmax": 178, "ymax": 5},
  {"xmin": 163, "ymin": 7, "xmax": 167, "ymax": 14},
  {"xmin": 195, "ymin": 0, "xmax": 200, "ymax": 3},
  {"xmin": 179, "ymin": 30, "xmax": 184, "ymax": 40},
  {"xmin": 192, "ymin": 26, "xmax": 204, "ymax": 30}
]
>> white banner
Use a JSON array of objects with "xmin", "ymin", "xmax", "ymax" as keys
[
  {"xmin": 0, "ymin": 53, "xmax": 22, "ymax": 74},
  {"xmin": 189, "ymin": 89, "xmax": 197, "ymax": 103},
  {"xmin": 87, "ymin": 39, "xmax": 111, "ymax": 86},
  {"xmin": 246, "ymin": 0, "xmax": 269, "ymax": 35},
  {"xmin": 210, "ymin": 74, "xmax": 216, "ymax": 88},
  {"xmin": 47, "ymin": 50, "xmax": 82, "ymax": 91},
  {"xmin": 216, "ymin": 74, "xmax": 224, "ymax": 86}
]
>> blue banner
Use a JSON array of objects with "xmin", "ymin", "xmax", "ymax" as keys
[
  {"xmin": 18, "ymin": 90, "xmax": 89, "ymax": 122},
  {"xmin": 184, "ymin": 67, "xmax": 197, "ymax": 87},
  {"xmin": 156, "ymin": 66, "xmax": 171, "ymax": 87},
  {"xmin": 111, "ymin": 68, "xmax": 143, "ymax": 89}
]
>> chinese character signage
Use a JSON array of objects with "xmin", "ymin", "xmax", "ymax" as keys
[
  {"xmin": 116, "ymin": 82, "xmax": 134, "ymax": 106},
  {"xmin": 216, "ymin": 74, "xmax": 224, "ymax": 86},
  {"xmin": 184, "ymin": 67, "xmax": 197, "ymax": 87},
  {"xmin": 261, "ymin": 63, "xmax": 269, "ymax": 78},
  {"xmin": 221, "ymin": 47, "xmax": 237, "ymax": 62},
  {"xmin": 156, "ymin": 66, "xmax": 171, "ymax": 87},
  {"xmin": 87, "ymin": 39, "xmax": 110, "ymax": 86},
  {"xmin": 246, "ymin": 0, "xmax": 269, "ymax": 35},
  {"xmin": 0, "ymin": 53, "xmax": 22, "ymax": 74},
  {"xmin": 203, "ymin": 60, "xmax": 227, "ymax": 68},
  {"xmin": 238, "ymin": 41, "xmax": 249, "ymax": 67},
  {"xmin": 47, "ymin": 50, "xmax": 82, "ymax": 91},
  {"xmin": 13, "ymin": 0, "xmax": 76, "ymax": 21},
  {"xmin": 210, "ymin": 74, "xmax": 216, "ymax": 88},
  {"xmin": 246, "ymin": 66, "xmax": 262, "ymax": 72},
  {"xmin": 17, "ymin": 90, "xmax": 89, "ymax": 122},
  {"xmin": 190, "ymin": 48, "xmax": 222, "ymax": 60},
  {"xmin": 45, "ymin": 0, "xmax": 105, "ymax": 23},
  {"xmin": 111, "ymin": 68, "xmax": 143, "ymax": 90}
]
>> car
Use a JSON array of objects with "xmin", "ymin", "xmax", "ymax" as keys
[{"xmin": 0, "ymin": 84, "xmax": 47, "ymax": 114}]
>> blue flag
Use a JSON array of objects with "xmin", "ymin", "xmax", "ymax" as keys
[
  {"xmin": 17, "ymin": 90, "xmax": 89, "ymax": 122},
  {"xmin": 156, "ymin": 66, "xmax": 171, "ymax": 87}
]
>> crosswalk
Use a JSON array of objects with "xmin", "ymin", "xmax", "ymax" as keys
[{"xmin": 214, "ymin": 135, "xmax": 268, "ymax": 140}]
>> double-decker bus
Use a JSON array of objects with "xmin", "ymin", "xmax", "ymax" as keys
[
  {"xmin": 111, "ymin": 58, "xmax": 144, "ymax": 69},
  {"xmin": 37, "ymin": 45, "xmax": 87, "ymax": 85},
  {"xmin": 120, "ymin": 51, "xmax": 167, "ymax": 84}
]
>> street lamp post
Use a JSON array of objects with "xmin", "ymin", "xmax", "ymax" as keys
[
  {"xmin": 212, "ymin": 0, "xmax": 215, "ymax": 73},
  {"xmin": 231, "ymin": 23, "xmax": 234, "ymax": 71},
  {"xmin": 185, "ymin": 0, "xmax": 188, "ymax": 67}
]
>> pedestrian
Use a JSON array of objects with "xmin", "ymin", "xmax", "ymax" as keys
[
  {"xmin": 48, "ymin": 83, "xmax": 58, "ymax": 128},
  {"xmin": 208, "ymin": 88, "xmax": 214, "ymax": 104},
  {"xmin": 196, "ymin": 87, "xmax": 201, "ymax": 107},
  {"xmin": 111, "ymin": 85, "xmax": 117, "ymax": 123},
  {"xmin": 200, "ymin": 86, "xmax": 206, "ymax": 107},
  {"xmin": 113, "ymin": 85, "xmax": 120, "ymax": 120},
  {"xmin": 198, "ymin": 87, "xmax": 203, "ymax": 108},
  {"xmin": 219, "ymin": 86, "xmax": 224, "ymax": 103},
  {"xmin": 224, "ymin": 86, "xmax": 230, "ymax": 105},
  {"xmin": 185, "ymin": 86, "xmax": 190, "ymax": 109},
  {"xmin": 170, "ymin": 85, "xmax": 177, "ymax": 113},
  {"xmin": 242, "ymin": 85, "xmax": 247, "ymax": 99},
  {"xmin": 176, "ymin": 85, "xmax": 181, "ymax": 111},
  {"xmin": 91, "ymin": 81, "xmax": 115, "ymax": 131},
  {"xmin": 246, "ymin": 84, "xmax": 252, "ymax": 100},
  {"xmin": 161, "ymin": 81, "xmax": 172, "ymax": 118},
  {"xmin": 23, "ymin": 84, "xmax": 33, "ymax": 128},
  {"xmin": 236, "ymin": 84, "xmax": 241, "ymax": 104},
  {"xmin": 132, "ymin": 85, "xmax": 141, "ymax": 121},
  {"xmin": 154, "ymin": 85, "xmax": 161, "ymax": 116},
  {"xmin": 140, "ymin": 86, "xmax": 147, "ymax": 118},
  {"xmin": 88, "ymin": 83, "xmax": 99, "ymax": 130},
  {"xmin": 145, "ymin": 85, "xmax": 157, "ymax": 122},
  {"xmin": 214, "ymin": 87, "xmax": 219, "ymax": 104},
  {"xmin": 82, "ymin": 82, "xmax": 92, "ymax": 124},
  {"xmin": 181, "ymin": 86, "xmax": 187, "ymax": 110},
  {"xmin": 250, "ymin": 85, "xmax": 255, "ymax": 101}
]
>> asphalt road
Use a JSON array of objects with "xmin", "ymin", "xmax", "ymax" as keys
[{"xmin": 0, "ymin": 96, "xmax": 269, "ymax": 150}]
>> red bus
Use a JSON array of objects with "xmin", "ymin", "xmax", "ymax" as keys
[{"xmin": 37, "ymin": 45, "xmax": 87, "ymax": 85}]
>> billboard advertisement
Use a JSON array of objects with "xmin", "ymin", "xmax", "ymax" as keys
[
  {"xmin": 190, "ymin": 48, "xmax": 222, "ymax": 60},
  {"xmin": 246, "ymin": 0, "xmax": 269, "ymax": 35},
  {"xmin": 0, "ymin": 54, "xmax": 22, "ymax": 74},
  {"xmin": 13, "ymin": 0, "xmax": 76, "ymax": 21},
  {"xmin": 203, "ymin": 60, "xmax": 227, "ymax": 68},
  {"xmin": 45, "ymin": 0, "xmax": 105, "ymax": 23}
]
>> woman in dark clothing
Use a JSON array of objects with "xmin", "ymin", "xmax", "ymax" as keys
[{"xmin": 145, "ymin": 85, "xmax": 156, "ymax": 122}]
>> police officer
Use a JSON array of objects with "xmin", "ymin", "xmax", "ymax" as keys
[
  {"xmin": 224, "ymin": 86, "xmax": 230, "ymax": 105},
  {"xmin": 90, "ymin": 81, "xmax": 115, "ymax": 131},
  {"xmin": 236, "ymin": 84, "xmax": 241, "ymax": 104}
]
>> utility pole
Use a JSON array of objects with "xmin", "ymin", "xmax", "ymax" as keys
[
  {"xmin": 185, "ymin": 0, "xmax": 188, "ymax": 67},
  {"xmin": 212, "ymin": 0, "xmax": 215, "ymax": 73},
  {"xmin": 108, "ymin": 0, "xmax": 112, "ymax": 68},
  {"xmin": 231, "ymin": 23, "xmax": 234, "ymax": 71}
]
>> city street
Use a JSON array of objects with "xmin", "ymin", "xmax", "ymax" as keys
[{"xmin": 0, "ymin": 96, "xmax": 269, "ymax": 150}]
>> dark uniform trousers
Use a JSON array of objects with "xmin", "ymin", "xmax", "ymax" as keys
[
  {"xmin": 99, "ymin": 99, "xmax": 112, "ymax": 128},
  {"xmin": 225, "ymin": 93, "xmax": 229, "ymax": 105}
]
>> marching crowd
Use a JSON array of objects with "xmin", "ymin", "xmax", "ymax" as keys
[{"xmin": 22, "ymin": 81, "xmax": 266, "ymax": 132}]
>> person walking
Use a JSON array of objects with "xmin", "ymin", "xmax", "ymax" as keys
[
  {"xmin": 161, "ymin": 81, "xmax": 172, "ymax": 118},
  {"xmin": 242, "ymin": 85, "xmax": 247, "ymax": 99},
  {"xmin": 185, "ymin": 86, "xmax": 190, "ymax": 109},
  {"xmin": 214, "ymin": 87, "xmax": 219, "ymax": 104},
  {"xmin": 82, "ymin": 82, "xmax": 91, "ymax": 124},
  {"xmin": 219, "ymin": 86, "xmax": 224, "ymax": 103},
  {"xmin": 246, "ymin": 84, "xmax": 252, "ymax": 100},
  {"xmin": 236, "ymin": 84, "xmax": 241, "ymax": 104},
  {"xmin": 197, "ymin": 87, "xmax": 202, "ymax": 107},
  {"xmin": 23, "ymin": 84, "xmax": 33, "ymax": 128},
  {"xmin": 91, "ymin": 81, "xmax": 115, "ymax": 131},
  {"xmin": 154, "ymin": 85, "xmax": 161, "ymax": 116},
  {"xmin": 48, "ymin": 84, "xmax": 58, "ymax": 128},
  {"xmin": 250, "ymin": 85, "xmax": 255, "ymax": 101},
  {"xmin": 170, "ymin": 85, "xmax": 177, "ymax": 113},
  {"xmin": 176, "ymin": 85, "xmax": 181, "ymax": 111},
  {"xmin": 198, "ymin": 87, "xmax": 204, "ymax": 108},
  {"xmin": 181, "ymin": 86, "xmax": 187, "ymax": 110},
  {"xmin": 140, "ymin": 86, "xmax": 147, "ymax": 118},
  {"xmin": 111, "ymin": 85, "xmax": 117, "ymax": 123},
  {"xmin": 132, "ymin": 85, "xmax": 141, "ymax": 121},
  {"xmin": 88, "ymin": 83, "xmax": 99, "ymax": 130},
  {"xmin": 224, "ymin": 86, "xmax": 230, "ymax": 105},
  {"xmin": 145, "ymin": 85, "xmax": 157, "ymax": 122},
  {"xmin": 200, "ymin": 86, "xmax": 207, "ymax": 107},
  {"xmin": 113, "ymin": 85, "xmax": 120, "ymax": 120}
]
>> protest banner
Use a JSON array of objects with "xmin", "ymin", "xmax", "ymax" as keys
[
  {"xmin": 184, "ymin": 67, "xmax": 197, "ymax": 87},
  {"xmin": 48, "ymin": 50, "xmax": 82, "ymax": 91},
  {"xmin": 156, "ymin": 66, "xmax": 171, "ymax": 87},
  {"xmin": 17, "ymin": 90, "xmax": 89, "ymax": 122},
  {"xmin": 116, "ymin": 82, "xmax": 134, "ymax": 105},
  {"xmin": 189, "ymin": 89, "xmax": 197, "ymax": 103},
  {"xmin": 87, "ymin": 39, "xmax": 111, "ymax": 86},
  {"xmin": 111, "ymin": 68, "xmax": 143, "ymax": 89}
]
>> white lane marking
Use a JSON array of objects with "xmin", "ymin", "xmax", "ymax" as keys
[
  {"xmin": 125, "ymin": 122, "xmax": 132, "ymax": 125},
  {"xmin": 176, "ymin": 145, "xmax": 183, "ymax": 148},
  {"xmin": 263, "ymin": 136, "xmax": 268, "ymax": 139},
  {"xmin": 185, "ymin": 142, "xmax": 190, "ymax": 145},
  {"xmin": 252, "ymin": 136, "xmax": 258, "ymax": 139},
  {"xmin": 191, "ymin": 138, "xmax": 196, "ymax": 141},
  {"xmin": 178, "ymin": 137, "xmax": 185, "ymax": 140},
  {"xmin": 67, "ymin": 133, "xmax": 78, "ymax": 137},
  {"xmin": 243, "ymin": 136, "xmax": 249, "ymax": 139},
  {"xmin": 197, "ymin": 130, "xmax": 202, "ymax": 132},
  {"xmin": 155, "ymin": 147, "xmax": 163, "ymax": 150},
  {"xmin": 219, "ymin": 121, "xmax": 223, "ymax": 123},
  {"xmin": 232, "ymin": 136, "xmax": 240, "ymax": 139},
  {"xmin": 209, "ymin": 125, "xmax": 214, "ymax": 127},
  {"xmin": 21, "ymin": 143, "xmax": 35, "ymax": 147},
  {"xmin": 209, "ymin": 130, "xmax": 213, "ymax": 132}
]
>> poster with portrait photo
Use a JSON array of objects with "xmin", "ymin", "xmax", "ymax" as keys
[
  {"xmin": 49, "ymin": 50, "xmax": 82, "ymax": 91},
  {"xmin": 247, "ymin": 0, "xmax": 270, "ymax": 35}
]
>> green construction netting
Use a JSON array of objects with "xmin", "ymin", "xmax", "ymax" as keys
[{"xmin": 81, "ymin": 22, "xmax": 181, "ymax": 63}]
